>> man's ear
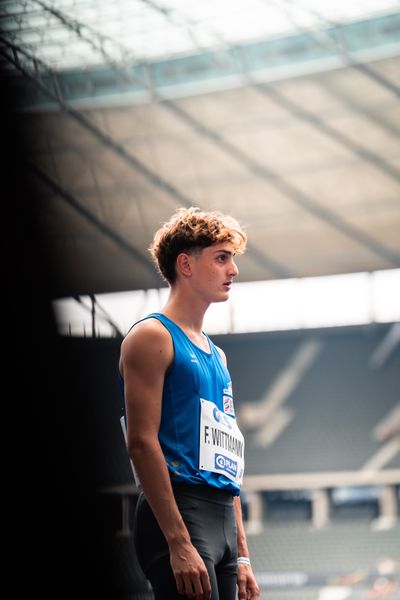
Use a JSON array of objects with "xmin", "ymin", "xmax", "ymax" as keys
[{"xmin": 176, "ymin": 252, "xmax": 192, "ymax": 278}]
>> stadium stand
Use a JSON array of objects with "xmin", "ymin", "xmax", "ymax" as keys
[
  {"xmin": 213, "ymin": 322, "xmax": 400, "ymax": 599},
  {"xmin": 212, "ymin": 323, "xmax": 400, "ymax": 475},
  {"xmin": 246, "ymin": 522, "xmax": 400, "ymax": 574},
  {"xmin": 246, "ymin": 522, "xmax": 400, "ymax": 597}
]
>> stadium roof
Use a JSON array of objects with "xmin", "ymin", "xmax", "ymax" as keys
[{"xmin": 1, "ymin": 0, "xmax": 400, "ymax": 297}]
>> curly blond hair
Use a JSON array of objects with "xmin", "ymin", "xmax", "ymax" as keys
[{"xmin": 149, "ymin": 206, "xmax": 247, "ymax": 284}]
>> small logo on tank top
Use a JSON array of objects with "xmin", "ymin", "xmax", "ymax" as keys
[
  {"xmin": 223, "ymin": 381, "xmax": 235, "ymax": 416},
  {"xmin": 190, "ymin": 352, "xmax": 199, "ymax": 363},
  {"xmin": 223, "ymin": 395, "xmax": 235, "ymax": 416}
]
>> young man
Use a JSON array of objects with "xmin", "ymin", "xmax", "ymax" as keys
[{"xmin": 119, "ymin": 207, "xmax": 260, "ymax": 600}]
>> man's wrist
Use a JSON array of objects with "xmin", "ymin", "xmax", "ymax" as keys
[{"xmin": 166, "ymin": 523, "xmax": 192, "ymax": 548}]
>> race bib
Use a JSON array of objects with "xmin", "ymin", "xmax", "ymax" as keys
[{"xmin": 199, "ymin": 399, "xmax": 245, "ymax": 485}]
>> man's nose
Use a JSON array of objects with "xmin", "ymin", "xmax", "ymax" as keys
[{"xmin": 229, "ymin": 260, "xmax": 239, "ymax": 278}]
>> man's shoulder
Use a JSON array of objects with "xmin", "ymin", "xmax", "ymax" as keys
[
  {"xmin": 120, "ymin": 317, "xmax": 173, "ymax": 375},
  {"xmin": 122, "ymin": 316, "xmax": 171, "ymax": 352}
]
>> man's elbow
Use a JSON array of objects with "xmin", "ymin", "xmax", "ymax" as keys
[{"xmin": 127, "ymin": 431, "xmax": 158, "ymax": 462}]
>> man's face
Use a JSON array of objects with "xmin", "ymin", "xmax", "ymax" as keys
[{"xmin": 189, "ymin": 242, "xmax": 239, "ymax": 303}]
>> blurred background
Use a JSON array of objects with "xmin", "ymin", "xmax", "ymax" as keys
[{"xmin": 1, "ymin": 1, "xmax": 399, "ymax": 599}]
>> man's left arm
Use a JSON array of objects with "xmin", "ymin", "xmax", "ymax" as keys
[{"xmin": 234, "ymin": 496, "xmax": 260, "ymax": 600}]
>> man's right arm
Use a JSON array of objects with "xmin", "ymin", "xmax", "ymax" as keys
[{"xmin": 120, "ymin": 320, "xmax": 211, "ymax": 600}]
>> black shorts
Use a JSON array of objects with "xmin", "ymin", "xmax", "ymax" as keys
[{"xmin": 133, "ymin": 482, "xmax": 238, "ymax": 600}]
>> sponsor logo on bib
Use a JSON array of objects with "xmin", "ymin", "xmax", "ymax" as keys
[{"xmin": 214, "ymin": 453, "xmax": 238, "ymax": 478}]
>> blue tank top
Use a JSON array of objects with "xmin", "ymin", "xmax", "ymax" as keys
[{"xmin": 119, "ymin": 312, "xmax": 244, "ymax": 496}]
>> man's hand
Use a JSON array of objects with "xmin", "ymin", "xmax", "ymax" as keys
[
  {"xmin": 237, "ymin": 563, "xmax": 260, "ymax": 600},
  {"xmin": 169, "ymin": 540, "xmax": 212, "ymax": 600}
]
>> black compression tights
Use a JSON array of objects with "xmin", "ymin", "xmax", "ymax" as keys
[{"xmin": 133, "ymin": 483, "xmax": 238, "ymax": 600}]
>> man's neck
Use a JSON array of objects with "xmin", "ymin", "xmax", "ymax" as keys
[{"xmin": 162, "ymin": 288, "xmax": 209, "ymax": 335}]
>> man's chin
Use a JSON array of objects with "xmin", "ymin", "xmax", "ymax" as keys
[{"xmin": 213, "ymin": 292, "xmax": 230, "ymax": 303}]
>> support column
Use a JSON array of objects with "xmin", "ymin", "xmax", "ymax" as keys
[
  {"xmin": 372, "ymin": 485, "xmax": 398, "ymax": 530},
  {"xmin": 312, "ymin": 488, "xmax": 330, "ymax": 529},
  {"xmin": 246, "ymin": 491, "xmax": 263, "ymax": 534}
]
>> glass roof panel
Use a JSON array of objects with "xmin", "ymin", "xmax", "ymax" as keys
[{"xmin": 1, "ymin": 0, "xmax": 398, "ymax": 71}]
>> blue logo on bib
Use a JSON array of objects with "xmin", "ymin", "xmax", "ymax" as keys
[
  {"xmin": 213, "ymin": 407, "xmax": 221, "ymax": 422},
  {"xmin": 213, "ymin": 407, "xmax": 232, "ymax": 429},
  {"xmin": 214, "ymin": 453, "xmax": 238, "ymax": 477}
]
